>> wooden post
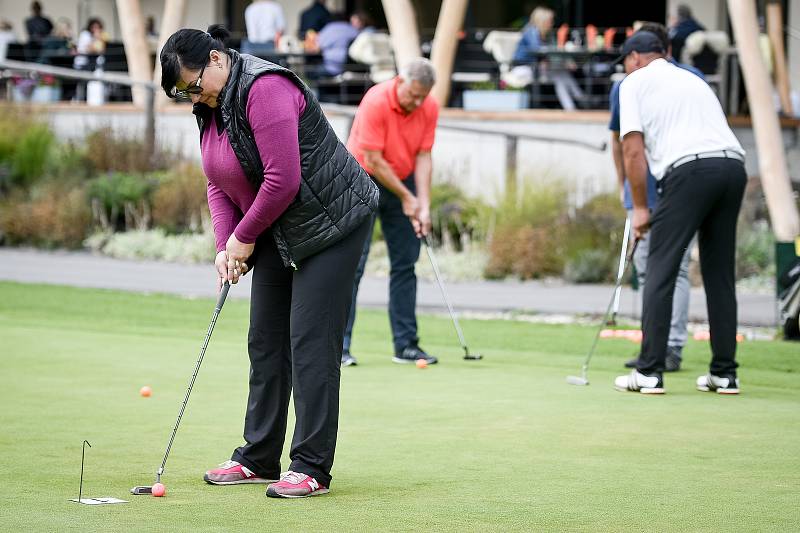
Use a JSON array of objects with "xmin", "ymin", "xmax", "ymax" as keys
[
  {"xmin": 115, "ymin": 0, "xmax": 152, "ymax": 107},
  {"xmin": 430, "ymin": 0, "xmax": 468, "ymax": 107},
  {"xmin": 727, "ymin": 0, "xmax": 800, "ymax": 243},
  {"xmin": 766, "ymin": 1, "xmax": 793, "ymax": 115},
  {"xmin": 381, "ymin": 0, "xmax": 421, "ymax": 72},
  {"xmin": 153, "ymin": 0, "xmax": 187, "ymax": 107}
]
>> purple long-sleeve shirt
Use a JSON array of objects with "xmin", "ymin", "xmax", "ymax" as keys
[{"xmin": 201, "ymin": 74, "xmax": 306, "ymax": 252}]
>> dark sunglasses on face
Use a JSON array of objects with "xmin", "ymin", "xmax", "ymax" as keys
[{"xmin": 171, "ymin": 62, "xmax": 207, "ymax": 99}]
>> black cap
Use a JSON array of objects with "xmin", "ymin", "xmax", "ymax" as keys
[{"xmin": 620, "ymin": 30, "xmax": 665, "ymax": 57}]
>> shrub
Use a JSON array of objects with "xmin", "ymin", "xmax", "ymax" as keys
[
  {"xmin": 429, "ymin": 183, "xmax": 490, "ymax": 251},
  {"xmin": 85, "ymin": 229, "xmax": 216, "ymax": 263},
  {"xmin": 564, "ymin": 249, "xmax": 614, "ymax": 283},
  {"xmin": 737, "ymin": 219, "xmax": 774, "ymax": 279},
  {"xmin": 484, "ymin": 183, "xmax": 568, "ymax": 279},
  {"xmin": 85, "ymin": 127, "xmax": 174, "ymax": 174},
  {"xmin": 87, "ymin": 172, "xmax": 157, "ymax": 231},
  {"xmin": 0, "ymin": 106, "xmax": 55, "ymax": 193},
  {"xmin": 0, "ymin": 181, "xmax": 91, "ymax": 248},
  {"xmin": 152, "ymin": 163, "xmax": 209, "ymax": 233},
  {"xmin": 564, "ymin": 193, "xmax": 626, "ymax": 283},
  {"xmin": 11, "ymin": 124, "xmax": 55, "ymax": 189}
]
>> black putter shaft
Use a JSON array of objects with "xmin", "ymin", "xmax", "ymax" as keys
[
  {"xmin": 132, "ymin": 282, "xmax": 231, "ymax": 494},
  {"xmin": 422, "ymin": 236, "xmax": 482, "ymax": 360}
]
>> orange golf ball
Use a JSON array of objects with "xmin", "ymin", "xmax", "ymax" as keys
[
  {"xmin": 139, "ymin": 386, "xmax": 152, "ymax": 397},
  {"xmin": 416, "ymin": 359, "xmax": 428, "ymax": 369},
  {"xmin": 151, "ymin": 482, "xmax": 166, "ymax": 497}
]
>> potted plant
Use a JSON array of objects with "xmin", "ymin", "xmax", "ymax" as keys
[{"xmin": 462, "ymin": 80, "xmax": 529, "ymax": 111}]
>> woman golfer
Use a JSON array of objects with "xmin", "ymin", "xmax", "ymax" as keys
[{"xmin": 160, "ymin": 25, "xmax": 377, "ymax": 498}]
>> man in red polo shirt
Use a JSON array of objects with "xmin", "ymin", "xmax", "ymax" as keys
[{"xmin": 342, "ymin": 57, "xmax": 439, "ymax": 366}]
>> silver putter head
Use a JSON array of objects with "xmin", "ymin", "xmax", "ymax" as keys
[
  {"xmin": 566, "ymin": 375, "xmax": 590, "ymax": 386},
  {"xmin": 130, "ymin": 485, "xmax": 152, "ymax": 495}
]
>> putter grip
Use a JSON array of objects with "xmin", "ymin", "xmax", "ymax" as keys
[{"xmin": 216, "ymin": 281, "xmax": 230, "ymax": 311}]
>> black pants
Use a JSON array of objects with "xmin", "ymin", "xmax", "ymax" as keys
[
  {"xmin": 344, "ymin": 175, "xmax": 421, "ymax": 355},
  {"xmin": 230, "ymin": 218, "xmax": 371, "ymax": 487},
  {"xmin": 639, "ymin": 158, "xmax": 747, "ymax": 376}
]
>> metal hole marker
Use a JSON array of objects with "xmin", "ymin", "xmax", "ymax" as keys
[
  {"xmin": 131, "ymin": 281, "xmax": 231, "ymax": 495},
  {"xmin": 70, "ymin": 440, "xmax": 127, "ymax": 505},
  {"xmin": 567, "ymin": 238, "xmax": 639, "ymax": 386},
  {"xmin": 422, "ymin": 236, "xmax": 482, "ymax": 361}
]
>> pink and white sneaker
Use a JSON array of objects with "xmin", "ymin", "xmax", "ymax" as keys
[
  {"xmin": 266, "ymin": 471, "xmax": 329, "ymax": 498},
  {"xmin": 204, "ymin": 460, "xmax": 274, "ymax": 485}
]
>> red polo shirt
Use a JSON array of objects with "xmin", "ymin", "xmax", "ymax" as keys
[{"xmin": 346, "ymin": 77, "xmax": 439, "ymax": 179}]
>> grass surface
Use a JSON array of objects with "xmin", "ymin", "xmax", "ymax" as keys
[{"xmin": 0, "ymin": 281, "xmax": 798, "ymax": 532}]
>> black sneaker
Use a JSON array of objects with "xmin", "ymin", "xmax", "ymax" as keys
[
  {"xmin": 392, "ymin": 345, "xmax": 438, "ymax": 365},
  {"xmin": 665, "ymin": 345, "xmax": 683, "ymax": 372},
  {"xmin": 341, "ymin": 352, "xmax": 357, "ymax": 366}
]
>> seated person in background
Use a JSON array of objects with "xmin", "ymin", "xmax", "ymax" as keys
[
  {"xmin": 512, "ymin": 6, "xmax": 584, "ymax": 111},
  {"xmin": 669, "ymin": 4, "xmax": 704, "ymax": 63},
  {"xmin": 243, "ymin": 0, "xmax": 285, "ymax": 55},
  {"xmin": 73, "ymin": 17, "xmax": 107, "ymax": 70},
  {"xmin": 25, "ymin": 1, "xmax": 53, "ymax": 42},
  {"xmin": 299, "ymin": 0, "xmax": 331, "ymax": 40},
  {"xmin": 315, "ymin": 12, "xmax": 369, "ymax": 77}
]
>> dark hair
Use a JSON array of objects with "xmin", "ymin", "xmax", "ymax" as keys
[
  {"xmin": 637, "ymin": 22, "xmax": 669, "ymax": 52},
  {"xmin": 86, "ymin": 18, "xmax": 103, "ymax": 32},
  {"xmin": 677, "ymin": 4, "xmax": 692, "ymax": 20},
  {"xmin": 160, "ymin": 24, "xmax": 230, "ymax": 97}
]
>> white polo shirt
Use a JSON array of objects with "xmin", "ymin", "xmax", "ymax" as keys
[
  {"xmin": 244, "ymin": 0, "xmax": 286, "ymax": 44},
  {"xmin": 619, "ymin": 58, "xmax": 744, "ymax": 179}
]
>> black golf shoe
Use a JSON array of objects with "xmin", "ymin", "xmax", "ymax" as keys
[
  {"xmin": 392, "ymin": 345, "xmax": 438, "ymax": 365},
  {"xmin": 665, "ymin": 345, "xmax": 683, "ymax": 372}
]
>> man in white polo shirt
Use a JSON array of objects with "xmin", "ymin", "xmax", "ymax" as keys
[{"xmin": 614, "ymin": 31, "xmax": 747, "ymax": 395}]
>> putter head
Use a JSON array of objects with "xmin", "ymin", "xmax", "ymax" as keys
[
  {"xmin": 130, "ymin": 486, "xmax": 153, "ymax": 495},
  {"xmin": 566, "ymin": 375, "xmax": 590, "ymax": 386},
  {"xmin": 464, "ymin": 353, "xmax": 483, "ymax": 361}
]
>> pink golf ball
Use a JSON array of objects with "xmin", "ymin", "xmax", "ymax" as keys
[{"xmin": 151, "ymin": 482, "xmax": 166, "ymax": 497}]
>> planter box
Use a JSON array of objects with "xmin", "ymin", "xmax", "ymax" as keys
[{"xmin": 462, "ymin": 90, "xmax": 529, "ymax": 111}]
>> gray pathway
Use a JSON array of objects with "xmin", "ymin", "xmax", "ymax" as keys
[{"xmin": 0, "ymin": 248, "xmax": 777, "ymax": 326}]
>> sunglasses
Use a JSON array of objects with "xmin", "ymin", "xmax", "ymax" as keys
[{"xmin": 171, "ymin": 62, "xmax": 207, "ymax": 99}]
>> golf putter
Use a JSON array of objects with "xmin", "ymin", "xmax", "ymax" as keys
[
  {"xmin": 422, "ymin": 236, "xmax": 482, "ymax": 360},
  {"xmin": 567, "ymin": 239, "xmax": 639, "ymax": 386},
  {"xmin": 132, "ymin": 281, "xmax": 231, "ymax": 494},
  {"xmin": 607, "ymin": 217, "xmax": 632, "ymax": 326}
]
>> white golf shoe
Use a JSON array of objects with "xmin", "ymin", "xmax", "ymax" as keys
[{"xmin": 614, "ymin": 370, "xmax": 665, "ymax": 394}]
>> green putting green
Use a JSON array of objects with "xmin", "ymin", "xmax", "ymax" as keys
[{"xmin": 1, "ymin": 282, "xmax": 798, "ymax": 531}]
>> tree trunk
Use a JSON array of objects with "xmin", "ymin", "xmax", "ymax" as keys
[
  {"xmin": 115, "ymin": 0, "xmax": 152, "ymax": 107},
  {"xmin": 429, "ymin": 0, "xmax": 468, "ymax": 106},
  {"xmin": 766, "ymin": 1, "xmax": 793, "ymax": 115},
  {"xmin": 153, "ymin": 0, "xmax": 187, "ymax": 107},
  {"xmin": 381, "ymin": 0, "xmax": 421, "ymax": 72},
  {"xmin": 727, "ymin": 0, "xmax": 800, "ymax": 242}
]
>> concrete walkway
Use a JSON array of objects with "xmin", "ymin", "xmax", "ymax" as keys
[{"xmin": 0, "ymin": 248, "xmax": 777, "ymax": 327}]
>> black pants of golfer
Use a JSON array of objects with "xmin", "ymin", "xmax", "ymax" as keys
[
  {"xmin": 230, "ymin": 218, "xmax": 371, "ymax": 487},
  {"xmin": 638, "ymin": 158, "xmax": 746, "ymax": 376},
  {"xmin": 344, "ymin": 175, "xmax": 421, "ymax": 355}
]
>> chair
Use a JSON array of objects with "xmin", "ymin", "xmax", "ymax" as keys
[
  {"xmin": 483, "ymin": 30, "xmax": 523, "ymax": 87},
  {"xmin": 348, "ymin": 31, "xmax": 395, "ymax": 83},
  {"xmin": 682, "ymin": 31, "xmax": 731, "ymax": 110}
]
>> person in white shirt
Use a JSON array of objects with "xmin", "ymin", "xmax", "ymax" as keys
[
  {"xmin": 243, "ymin": 0, "xmax": 285, "ymax": 55},
  {"xmin": 614, "ymin": 31, "xmax": 747, "ymax": 395}
]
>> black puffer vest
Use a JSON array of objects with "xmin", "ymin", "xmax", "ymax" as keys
[{"xmin": 194, "ymin": 49, "xmax": 378, "ymax": 268}]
